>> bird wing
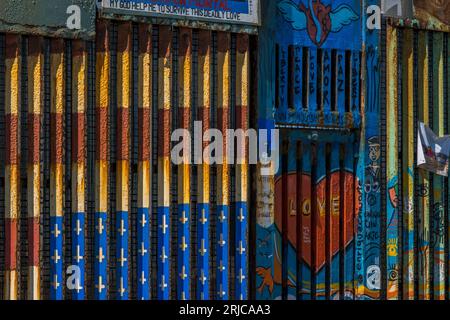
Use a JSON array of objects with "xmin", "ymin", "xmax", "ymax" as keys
[
  {"xmin": 278, "ymin": 0, "xmax": 307, "ymax": 31},
  {"xmin": 329, "ymin": 4, "xmax": 359, "ymax": 33}
]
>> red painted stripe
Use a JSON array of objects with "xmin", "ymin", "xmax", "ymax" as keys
[
  {"xmin": 179, "ymin": 28, "xmax": 192, "ymax": 57},
  {"xmin": 50, "ymin": 39, "xmax": 64, "ymax": 55},
  {"xmin": 199, "ymin": 107, "xmax": 210, "ymax": 151},
  {"xmin": 51, "ymin": 113, "xmax": 64, "ymax": 165},
  {"xmin": 5, "ymin": 35, "xmax": 19, "ymax": 60},
  {"xmin": 117, "ymin": 22, "xmax": 131, "ymax": 53},
  {"xmin": 72, "ymin": 113, "xmax": 86, "ymax": 163},
  {"xmin": 235, "ymin": 105, "xmax": 248, "ymax": 130},
  {"xmin": 5, "ymin": 114, "xmax": 19, "ymax": 166},
  {"xmin": 217, "ymin": 32, "xmax": 230, "ymax": 53},
  {"xmin": 159, "ymin": 26, "xmax": 172, "ymax": 59},
  {"xmin": 28, "ymin": 37, "xmax": 42, "ymax": 57},
  {"xmin": 139, "ymin": 24, "xmax": 151, "ymax": 55},
  {"xmin": 96, "ymin": 107, "xmax": 108, "ymax": 161},
  {"xmin": 28, "ymin": 114, "xmax": 41, "ymax": 165},
  {"xmin": 72, "ymin": 40, "xmax": 85, "ymax": 57},
  {"xmin": 96, "ymin": 20, "xmax": 109, "ymax": 53},
  {"xmin": 158, "ymin": 109, "xmax": 171, "ymax": 158},
  {"xmin": 117, "ymin": 108, "xmax": 130, "ymax": 161},
  {"xmin": 179, "ymin": 107, "xmax": 190, "ymax": 130},
  {"xmin": 5, "ymin": 219, "xmax": 18, "ymax": 270},
  {"xmin": 198, "ymin": 30, "xmax": 211, "ymax": 56},
  {"xmin": 236, "ymin": 34, "xmax": 249, "ymax": 54},
  {"xmin": 217, "ymin": 108, "xmax": 230, "ymax": 151},
  {"xmin": 138, "ymin": 108, "xmax": 151, "ymax": 162}
]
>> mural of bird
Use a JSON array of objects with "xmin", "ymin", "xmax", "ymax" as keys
[{"xmin": 278, "ymin": 0, "xmax": 359, "ymax": 47}]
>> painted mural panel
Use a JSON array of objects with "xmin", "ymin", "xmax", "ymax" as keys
[
  {"xmin": 277, "ymin": 0, "xmax": 362, "ymax": 50},
  {"xmin": 273, "ymin": 0, "xmax": 362, "ymax": 128}
]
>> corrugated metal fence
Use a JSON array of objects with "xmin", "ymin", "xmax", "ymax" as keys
[
  {"xmin": 0, "ymin": 20, "xmax": 254, "ymax": 300},
  {"xmin": 381, "ymin": 20, "xmax": 449, "ymax": 300}
]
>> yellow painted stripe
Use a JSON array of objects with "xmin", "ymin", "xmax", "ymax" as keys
[
  {"xmin": 401, "ymin": 29, "xmax": 414, "ymax": 300},
  {"xmin": 138, "ymin": 161, "xmax": 150, "ymax": 208},
  {"xmin": 73, "ymin": 47, "xmax": 87, "ymax": 114},
  {"xmin": 178, "ymin": 29, "xmax": 191, "ymax": 205},
  {"xmin": 236, "ymin": 35, "xmax": 249, "ymax": 203},
  {"xmin": 117, "ymin": 161, "xmax": 130, "ymax": 212},
  {"xmin": 4, "ymin": 34, "xmax": 20, "ymax": 300},
  {"xmin": 72, "ymin": 163, "xmax": 86, "ymax": 213},
  {"xmin": 198, "ymin": 31, "xmax": 211, "ymax": 204},
  {"xmin": 117, "ymin": 23, "xmax": 131, "ymax": 213},
  {"xmin": 432, "ymin": 32, "xmax": 445, "ymax": 300},
  {"xmin": 72, "ymin": 41, "xmax": 86, "ymax": 214},
  {"xmin": 27, "ymin": 266, "xmax": 40, "ymax": 300},
  {"xmin": 217, "ymin": 33, "xmax": 230, "ymax": 206},
  {"xmin": 158, "ymin": 158, "xmax": 171, "ymax": 208},
  {"xmin": 5, "ymin": 165, "xmax": 19, "ymax": 220},
  {"xmin": 4, "ymin": 270, "xmax": 18, "ymax": 300},
  {"xmin": 50, "ymin": 40, "xmax": 65, "ymax": 218},
  {"xmin": 96, "ymin": 23, "xmax": 109, "ymax": 214},
  {"xmin": 137, "ymin": 24, "xmax": 151, "ymax": 209},
  {"xmin": 158, "ymin": 26, "xmax": 172, "ymax": 208},
  {"xmin": 417, "ymin": 30, "xmax": 430, "ymax": 300}
]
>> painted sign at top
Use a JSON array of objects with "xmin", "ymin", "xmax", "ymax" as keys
[{"xmin": 99, "ymin": 0, "xmax": 260, "ymax": 25}]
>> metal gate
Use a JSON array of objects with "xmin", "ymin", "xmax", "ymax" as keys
[
  {"xmin": 381, "ymin": 19, "xmax": 449, "ymax": 300},
  {"xmin": 0, "ymin": 20, "xmax": 254, "ymax": 300},
  {"xmin": 255, "ymin": 0, "xmax": 363, "ymax": 300}
]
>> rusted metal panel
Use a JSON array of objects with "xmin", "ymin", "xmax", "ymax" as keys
[
  {"xmin": 0, "ymin": 0, "xmax": 96, "ymax": 39},
  {"xmin": 381, "ymin": 19, "xmax": 449, "ymax": 300},
  {"xmin": 384, "ymin": 0, "xmax": 450, "ymax": 32}
]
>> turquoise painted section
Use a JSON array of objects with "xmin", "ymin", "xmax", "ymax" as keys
[{"xmin": 355, "ymin": 0, "xmax": 382, "ymax": 300}]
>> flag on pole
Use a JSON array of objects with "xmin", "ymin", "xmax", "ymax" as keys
[{"xmin": 417, "ymin": 122, "xmax": 450, "ymax": 177}]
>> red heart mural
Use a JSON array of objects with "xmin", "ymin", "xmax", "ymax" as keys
[{"xmin": 274, "ymin": 172, "xmax": 361, "ymax": 272}]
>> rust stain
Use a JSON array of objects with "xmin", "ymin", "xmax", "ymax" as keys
[
  {"xmin": 139, "ymin": 23, "xmax": 151, "ymax": 54},
  {"xmin": 158, "ymin": 26, "xmax": 172, "ymax": 59},
  {"xmin": 217, "ymin": 32, "xmax": 230, "ymax": 53},
  {"xmin": 117, "ymin": 21, "xmax": 131, "ymax": 53},
  {"xmin": 50, "ymin": 37, "xmax": 64, "ymax": 54},
  {"xmin": 72, "ymin": 40, "xmax": 85, "ymax": 57},
  {"xmin": 5, "ymin": 34, "xmax": 19, "ymax": 59},
  {"xmin": 96, "ymin": 20, "xmax": 110, "ymax": 53}
]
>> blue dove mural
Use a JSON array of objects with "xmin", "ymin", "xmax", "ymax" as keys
[{"xmin": 278, "ymin": 0, "xmax": 359, "ymax": 47}]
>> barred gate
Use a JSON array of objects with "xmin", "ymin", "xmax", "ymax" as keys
[
  {"xmin": 381, "ymin": 20, "xmax": 449, "ymax": 300},
  {"xmin": 0, "ymin": 20, "xmax": 255, "ymax": 300},
  {"xmin": 254, "ymin": 0, "xmax": 365, "ymax": 300}
]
